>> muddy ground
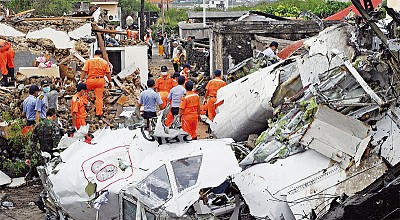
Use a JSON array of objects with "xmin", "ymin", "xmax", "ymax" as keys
[
  {"xmin": 0, "ymin": 46, "xmax": 209, "ymax": 220},
  {"xmin": 0, "ymin": 183, "xmax": 43, "ymax": 220}
]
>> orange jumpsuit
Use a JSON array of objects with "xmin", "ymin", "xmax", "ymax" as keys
[
  {"xmin": 180, "ymin": 91, "xmax": 200, "ymax": 139},
  {"xmin": 155, "ymin": 75, "xmax": 174, "ymax": 93},
  {"xmin": 126, "ymin": 29, "xmax": 133, "ymax": 39},
  {"xmin": 0, "ymin": 41, "xmax": 11, "ymax": 76},
  {"xmin": 202, "ymin": 77, "xmax": 227, "ymax": 121},
  {"xmin": 180, "ymin": 69, "xmax": 189, "ymax": 83},
  {"xmin": 5, "ymin": 47, "xmax": 14, "ymax": 69},
  {"xmin": 82, "ymin": 57, "xmax": 111, "ymax": 116},
  {"xmin": 71, "ymin": 94, "xmax": 88, "ymax": 130},
  {"xmin": 159, "ymin": 91, "xmax": 169, "ymax": 109}
]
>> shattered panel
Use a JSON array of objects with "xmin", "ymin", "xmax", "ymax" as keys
[{"xmin": 301, "ymin": 105, "xmax": 370, "ymax": 169}]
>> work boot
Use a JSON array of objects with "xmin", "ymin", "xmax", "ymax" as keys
[
  {"xmin": 8, "ymin": 68, "xmax": 14, "ymax": 81},
  {"xmin": 1, "ymin": 74, "xmax": 8, "ymax": 87}
]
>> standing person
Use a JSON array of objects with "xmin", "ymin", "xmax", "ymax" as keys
[
  {"xmin": 163, "ymin": 33, "xmax": 170, "ymax": 59},
  {"xmin": 71, "ymin": 83, "xmax": 88, "ymax": 130},
  {"xmin": 137, "ymin": 79, "xmax": 164, "ymax": 129},
  {"xmin": 185, "ymin": 36, "xmax": 194, "ymax": 62},
  {"xmin": 171, "ymin": 72, "xmax": 180, "ymax": 87},
  {"xmin": 202, "ymin": 70, "xmax": 226, "ymax": 121},
  {"xmin": 166, "ymin": 76, "xmax": 186, "ymax": 126},
  {"xmin": 5, "ymin": 45, "xmax": 14, "ymax": 82},
  {"xmin": 173, "ymin": 46, "xmax": 185, "ymax": 72},
  {"xmin": 262, "ymin": 41, "xmax": 280, "ymax": 63},
  {"xmin": 179, "ymin": 81, "xmax": 200, "ymax": 139},
  {"xmin": 80, "ymin": 49, "xmax": 111, "ymax": 118},
  {"xmin": 145, "ymin": 33, "xmax": 153, "ymax": 58},
  {"xmin": 23, "ymin": 85, "xmax": 40, "ymax": 126},
  {"xmin": 26, "ymin": 108, "xmax": 62, "ymax": 160},
  {"xmin": 155, "ymin": 66, "xmax": 174, "ymax": 93},
  {"xmin": 171, "ymin": 41, "xmax": 178, "ymax": 72},
  {"xmin": 0, "ymin": 40, "xmax": 10, "ymax": 86},
  {"xmin": 35, "ymin": 79, "xmax": 50, "ymax": 124},
  {"xmin": 157, "ymin": 32, "xmax": 164, "ymax": 56},
  {"xmin": 180, "ymin": 64, "xmax": 190, "ymax": 82}
]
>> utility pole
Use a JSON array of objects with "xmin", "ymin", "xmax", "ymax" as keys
[
  {"xmin": 140, "ymin": 0, "xmax": 145, "ymax": 41},
  {"xmin": 203, "ymin": 0, "xmax": 206, "ymax": 27},
  {"xmin": 162, "ymin": 0, "xmax": 165, "ymax": 35}
]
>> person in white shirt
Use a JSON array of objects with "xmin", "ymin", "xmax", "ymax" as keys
[{"xmin": 262, "ymin": 41, "xmax": 280, "ymax": 63}]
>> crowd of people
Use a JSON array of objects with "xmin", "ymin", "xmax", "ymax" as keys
[{"xmin": 138, "ymin": 64, "xmax": 226, "ymax": 140}]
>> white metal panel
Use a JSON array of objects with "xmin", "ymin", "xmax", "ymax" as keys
[{"xmin": 124, "ymin": 46, "xmax": 148, "ymax": 86}]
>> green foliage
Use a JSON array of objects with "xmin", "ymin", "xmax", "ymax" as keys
[
  {"xmin": 155, "ymin": 8, "xmax": 188, "ymax": 33},
  {"xmin": 229, "ymin": 0, "xmax": 351, "ymax": 18},
  {"xmin": 6, "ymin": 0, "xmax": 81, "ymax": 17},
  {"xmin": 0, "ymin": 112, "xmax": 41, "ymax": 177},
  {"xmin": 120, "ymin": 0, "xmax": 160, "ymax": 14}
]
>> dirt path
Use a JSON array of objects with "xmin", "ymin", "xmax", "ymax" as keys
[{"xmin": 0, "ymin": 183, "xmax": 43, "ymax": 220}]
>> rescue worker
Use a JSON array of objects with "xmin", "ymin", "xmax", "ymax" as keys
[
  {"xmin": 157, "ymin": 32, "xmax": 164, "ymax": 56},
  {"xmin": 80, "ymin": 49, "xmax": 111, "ymax": 117},
  {"xmin": 166, "ymin": 76, "xmax": 186, "ymax": 126},
  {"xmin": 137, "ymin": 79, "xmax": 164, "ymax": 130},
  {"xmin": 179, "ymin": 81, "xmax": 200, "ymax": 139},
  {"xmin": 171, "ymin": 72, "xmax": 180, "ymax": 87},
  {"xmin": 5, "ymin": 45, "xmax": 14, "ymax": 81},
  {"xmin": 27, "ymin": 108, "xmax": 62, "ymax": 159},
  {"xmin": 262, "ymin": 41, "xmax": 280, "ymax": 63},
  {"xmin": 155, "ymin": 66, "xmax": 174, "ymax": 93},
  {"xmin": 203, "ymin": 70, "xmax": 227, "ymax": 121},
  {"xmin": 0, "ymin": 40, "xmax": 11, "ymax": 86},
  {"xmin": 180, "ymin": 63, "xmax": 190, "ymax": 82},
  {"xmin": 35, "ymin": 79, "xmax": 50, "ymax": 123},
  {"xmin": 23, "ymin": 85, "xmax": 40, "ymax": 126},
  {"xmin": 71, "ymin": 83, "xmax": 88, "ymax": 130},
  {"xmin": 173, "ymin": 45, "xmax": 185, "ymax": 72}
]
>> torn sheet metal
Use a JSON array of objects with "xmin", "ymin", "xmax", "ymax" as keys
[
  {"xmin": 26, "ymin": 28, "xmax": 75, "ymax": 49},
  {"xmin": 300, "ymin": 105, "xmax": 371, "ymax": 169},
  {"xmin": 121, "ymin": 138, "xmax": 240, "ymax": 218},
  {"xmin": 48, "ymin": 128, "xmax": 158, "ymax": 220},
  {"xmin": 46, "ymin": 127, "xmax": 240, "ymax": 220},
  {"xmin": 211, "ymin": 62, "xmax": 280, "ymax": 141},
  {"xmin": 233, "ymin": 150, "xmax": 387, "ymax": 219},
  {"xmin": 0, "ymin": 170, "xmax": 11, "ymax": 186},
  {"xmin": 371, "ymin": 107, "xmax": 400, "ymax": 166},
  {"xmin": 212, "ymin": 24, "xmax": 357, "ymax": 141}
]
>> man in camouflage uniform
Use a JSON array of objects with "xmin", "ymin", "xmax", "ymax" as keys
[{"xmin": 26, "ymin": 108, "xmax": 62, "ymax": 163}]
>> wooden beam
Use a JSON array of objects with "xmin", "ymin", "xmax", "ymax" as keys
[
  {"xmin": 92, "ymin": 27, "xmax": 127, "ymax": 35},
  {"xmin": 14, "ymin": 9, "xmax": 35, "ymax": 17}
]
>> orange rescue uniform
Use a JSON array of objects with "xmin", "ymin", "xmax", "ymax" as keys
[
  {"xmin": 155, "ymin": 75, "xmax": 174, "ymax": 93},
  {"xmin": 0, "ymin": 41, "xmax": 10, "ymax": 76},
  {"xmin": 5, "ymin": 47, "xmax": 14, "ymax": 69},
  {"xmin": 71, "ymin": 94, "xmax": 88, "ymax": 130},
  {"xmin": 159, "ymin": 91, "xmax": 169, "ymax": 109},
  {"xmin": 180, "ymin": 91, "xmax": 200, "ymax": 139},
  {"xmin": 82, "ymin": 57, "xmax": 111, "ymax": 116},
  {"xmin": 203, "ymin": 77, "xmax": 227, "ymax": 121}
]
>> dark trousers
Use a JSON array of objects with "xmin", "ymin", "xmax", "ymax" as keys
[
  {"xmin": 27, "ymin": 120, "xmax": 36, "ymax": 126},
  {"xmin": 171, "ymin": 107, "xmax": 179, "ymax": 116},
  {"xmin": 173, "ymin": 63, "xmax": 179, "ymax": 72}
]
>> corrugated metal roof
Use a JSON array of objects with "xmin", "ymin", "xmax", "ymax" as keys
[{"xmin": 188, "ymin": 11, "xmax": 248, "ymax": 19}]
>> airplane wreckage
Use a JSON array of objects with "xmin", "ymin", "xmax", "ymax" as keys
[{"xmin": 33, "ymin": 2, "xmax": 400, "ymax": 220}]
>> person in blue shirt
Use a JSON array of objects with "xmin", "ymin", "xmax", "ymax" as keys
[
  {"xmin": 168, "ymin": 76, "xmax": 186, "ymax": 116},
  {"xmin": 137, "ymin": 79, "xmax": 164, "ymax": 119},
  {"xmin": 23, "ymin": 85, "xmax": 40, "ymax": 126},
  {"xmin": 35, "ymin": 79, "xmax": 50, "ymax": 123}
]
